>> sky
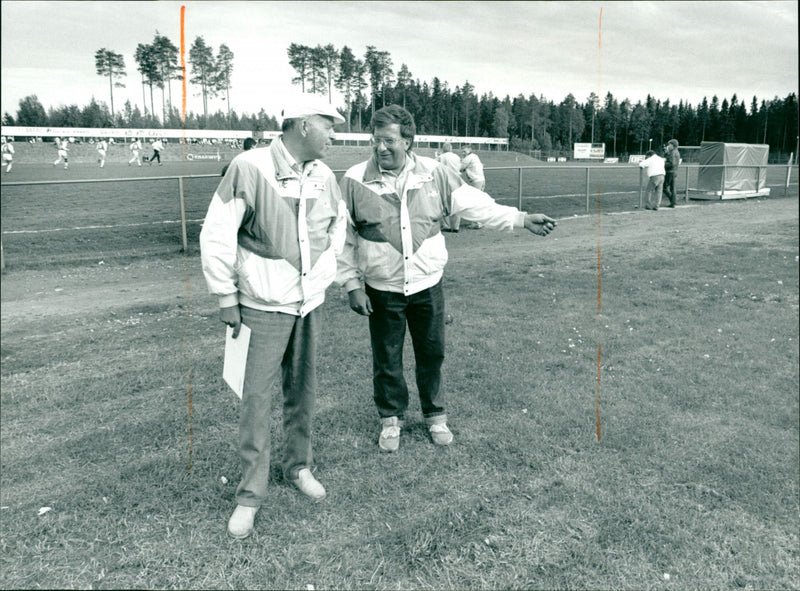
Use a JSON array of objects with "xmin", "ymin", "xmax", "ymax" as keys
[{"xmin": 1, "ymin": 0, "xmax": 798, "ymax": 123}]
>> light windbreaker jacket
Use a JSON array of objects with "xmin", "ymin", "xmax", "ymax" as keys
[
  {"xmin": 639, "ymin": 154, "xmax": 666, "ymax": 177},
  {"xmin": 461, "ymin": 152, "xmax": 485, "ymax": 183},
  {"xmin": 200, "ymin": 139, "xmax": 347, "ymax": 317},
  {"xmin": 337, "ymin": 152, "xmax": 525, "ymax": 296}
]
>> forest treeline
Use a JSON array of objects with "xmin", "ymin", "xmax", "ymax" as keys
[{"xmin": 2, "ymin": 37, "xmax": 797, "ymax": 157}]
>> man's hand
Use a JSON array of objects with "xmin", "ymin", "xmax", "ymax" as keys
[
  {"xmin": 220, "ymin": 305, "xmax": 242, "ymax": 338},
  {"xmin": 348, "ymin": 288, "xmax": 373, "ymax": 316},
  {"xmin": 523, "ymin": 214, "xmax": 557, "ymax": 236}
]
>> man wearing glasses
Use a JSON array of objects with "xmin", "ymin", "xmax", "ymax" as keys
[{"xmin": 337, "ymin": 104, "xmax": 556, "ymax": 453}]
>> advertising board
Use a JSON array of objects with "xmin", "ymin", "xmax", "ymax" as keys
[{"xmin": 574, "ymin": 143, "xmax": 605, "ymax": 159}]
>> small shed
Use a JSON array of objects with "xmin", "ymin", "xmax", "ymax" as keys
[{"xmin": 694, "ymin": 142, "xmax": 770, "ymax": 199}]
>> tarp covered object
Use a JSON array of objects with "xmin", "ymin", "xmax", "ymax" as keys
[{"xmin": 697, "ymin": 142, "xmax": 769, "ymax": 193}]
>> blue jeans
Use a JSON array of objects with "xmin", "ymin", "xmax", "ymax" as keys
[
  {"xmin": 365, "ymin": 281, "xmax": 447, "ymax": 421},
  {"xmin": 236, "ymin": 306, "xmax": 317, "ymax": 506}
]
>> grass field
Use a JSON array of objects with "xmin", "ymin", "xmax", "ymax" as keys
[
  {"xmin": 1, "ymin": 169, "xmax": 798, "ymax": 590},
  {"xmin": 2, "ymin": 145, "xmax": 797, "ymax": 269}
]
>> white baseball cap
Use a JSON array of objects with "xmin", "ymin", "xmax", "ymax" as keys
[{"xmin": 281, "ymin": 93, "xmax": 344, "ymax": 124}]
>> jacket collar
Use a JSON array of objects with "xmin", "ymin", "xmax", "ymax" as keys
[
  {"xmin": 271, "ymin": 136, "xmax": 318, "ymax": 181},
  {"xmin": 363, "ymin": 151, "xmax": 425, "ymax": 184}
]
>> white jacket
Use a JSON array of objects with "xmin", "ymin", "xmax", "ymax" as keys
[
  {"xmin": 337, "ymin": 153, "xmax": 524, "ymax": 295},
  {"xmin": 639, "ymin": 154, "xmax": 666, "ymax": 177},
  {"xmin": 200, "ymin": 139, "xmax": 347, "ymax": 317}
]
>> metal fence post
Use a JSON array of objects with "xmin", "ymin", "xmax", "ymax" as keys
[
  {"xmin": 638, "ymin": 167, "xmax": 644, "ymax": 209},
  {"xmin": 684, "ymin": 165, "xmax": 689, "ymax": 202},
  {"xmin": 517, "ymin": 167, "xmax": 523, "ymax": 210},
  {"xmin": 178, "ymin": 176, "xmax": 188, "ymax": 253},
  {"xmin": 585, "ymin": 167, "xmax": 590, "ymax": 213},
  {"xmin": 756, "ymin": 165, "xmax": 761, "ymax": 196},
  {"xmin": 720, "ymin": 165, "xmax": 726, "ymax": 198}
]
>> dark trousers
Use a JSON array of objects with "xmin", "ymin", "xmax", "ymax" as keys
[
  {"xmin": 665, "ymin": 171, "xmax": 676, "ymax": 205},
  {"xmin": 150, "ymin": 149, "xmax": 161, "ymax": 164},
  {"xmin": 365, "ymin": 281, "xmax": 446, "ymax": 420}
]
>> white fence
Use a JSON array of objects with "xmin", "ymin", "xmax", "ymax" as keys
[{"xmin": 0, "ymin": 126, "xmax": 509, "ymax": 150}]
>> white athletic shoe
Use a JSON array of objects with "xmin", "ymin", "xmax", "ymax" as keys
[
  {"xmin": 289, "ymin": 468, "xmax": 326, "ymax": 500},
  {"xmin": 227, "ymin": 505, "xmax": 259, "ymax": 539},
  {"xmin": 379, "ymin": 416, "xmax": 403, "ymax": 452}
]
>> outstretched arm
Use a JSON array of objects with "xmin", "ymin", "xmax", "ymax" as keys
[{"xmin": 523, "ymin": 214, "xmax": 557, "ymax": 236}]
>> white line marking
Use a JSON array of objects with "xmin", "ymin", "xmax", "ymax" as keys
[{"xmin": 3, "ymin": 219, "xmax": 205, "ymax": 235}]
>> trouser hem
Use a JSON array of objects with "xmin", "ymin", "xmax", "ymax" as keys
[{"xmin": 424, "ymin": 413, "xmax": 448, "ymax": 425}]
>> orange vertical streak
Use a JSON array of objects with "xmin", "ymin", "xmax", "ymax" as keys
[
  {"xmin": 180, "ymin": 5, "xmax": 187, "ymax": 122},
  {"xmin": 180, "ymin": 4, "xmax": 193, "ymax": 471},
  {"xmin": 596, "ymin": 7, "xmax": 603, "ymax": 442}
]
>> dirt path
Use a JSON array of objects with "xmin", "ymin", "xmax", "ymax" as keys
[
  {"xmin": 1, "ymin": 256, "xmax": 209, "ymax": 321},
  {"xmin": 2, "ymin": 197, "xmax": 797, "ymax": 325}
]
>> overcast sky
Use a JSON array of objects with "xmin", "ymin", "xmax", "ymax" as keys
[{"xmin": 1, "ymin": 1, "xmax": 797, "ymax": 122}]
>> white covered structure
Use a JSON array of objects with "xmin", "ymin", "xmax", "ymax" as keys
[{"xmin": 694, "ymin": 142, "xmax": 770, "ymax": 199}]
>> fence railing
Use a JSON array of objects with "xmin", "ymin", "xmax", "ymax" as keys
[{"xmin": 1, "ymin": 163, "xmax": 796, "ymax": 270}]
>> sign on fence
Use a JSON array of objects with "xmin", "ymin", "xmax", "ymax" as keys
[
  {"xmin": 186, "ymin": 152, "xmax": 221, "ymax": 161},
  {"xmin": 574, "ymin": 143, "xmax": 605, "ymax": 159}
]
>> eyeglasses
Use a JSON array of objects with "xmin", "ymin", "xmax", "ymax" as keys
[{"xmin": 370, "ymin": 136, "xmax": 404, "ymax": 148}]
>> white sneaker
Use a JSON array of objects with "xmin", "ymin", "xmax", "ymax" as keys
[
  {"xmin": 428, "ymin": 422, "xmax": 453, "ymax": 446},
  {"xmin": 289, "ymin": 468, "xmax": 326, "ymax": 500},
  {"xmin": 379, "ymin": 416, "xmax": 402, "ymax": 452},
  {"xmin": 227, "ymin": 505, "xmax": 259, "ymax": 539}
]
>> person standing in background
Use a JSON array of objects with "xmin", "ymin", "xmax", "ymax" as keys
[
  {"xmin": 129, "ymin": 138, "xmax": 143, "ymax": 166},
  {"xmin": 460, "ymin": 146, "xmax": 486, "ymax": 228},
  {"xmin": 53, "ymin": 137, "xmax": 69, "ymax": 169},
  {"xmin": 664, "ymin": 139, "xmax": 681, "ymax": 208},
  {"xmin": 96, "ymin": 139, "xmax": 108, "ymax": 168},
  {"xmin": 437, "ymin": 142, "xmax": 462, "ymax": 232},
  {"xmin": 460, "ymin": 145, "xmax": 485, "ymax": 190},
  {"xmin": 639, "ymin": 149, "xmax": 666, "ymax": 210},
  {"xmin": 148, "ymin": 138, "xmax": 164, "ymax": 166},
  {"xmin": 221, "ymin": 137, "xmax": 257, "ymax": 177},
  {"xmin": 2, "ymin": 137, "xmax": 14, "ymax": 173}
]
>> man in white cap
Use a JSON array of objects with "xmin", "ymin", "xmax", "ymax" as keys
[{"xmin": 200, "ymin": 93, "xmax": 346, "ymax": 539}]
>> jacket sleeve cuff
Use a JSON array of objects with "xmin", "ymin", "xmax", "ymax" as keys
[
  {"xmin": 344, "ymin": 278, "xmax": 363, "ymax": 293},
  {"xmin": 515, "ymin": 211, "xmax": 527, "ymax": 228},
  {"xmin": 219, "ymin": 293, "xmax": 239, "ymax": 308}
]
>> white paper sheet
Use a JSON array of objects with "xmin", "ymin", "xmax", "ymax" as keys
[{"xmin": 223, "ymin": 323, "xmax": 250, "ymax": 399}]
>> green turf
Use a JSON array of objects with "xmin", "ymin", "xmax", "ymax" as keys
[{"xmin": 1, "ymin": 196, "xmax": 797, "ymax": 589}]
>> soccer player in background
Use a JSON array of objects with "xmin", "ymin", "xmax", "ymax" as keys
[
  {"xmin": 129, "ymin": 138, "xmax": 143, "ymax": 166},
  {"xmin": 96, "ymin": 139, "xmax": 108, "ymax": 168},
  {"xmin": 2, "ymin": 137, "xmax": 14, "ymax": 173},
  {"xmin": 53, "ymin": 137, "xmax": 69, "ymax": 169},
  {"xmin": 148, "ymin": 138, "xmax": 164, "ymax": 166}
]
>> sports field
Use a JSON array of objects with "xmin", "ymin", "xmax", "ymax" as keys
[
  {"xmin": 1, "ymin": 148, "xmax": 798, "ymax": 589},
  {"xmin": 2, "ymin": 144, "xmax": 797, "ymax": 269}
]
